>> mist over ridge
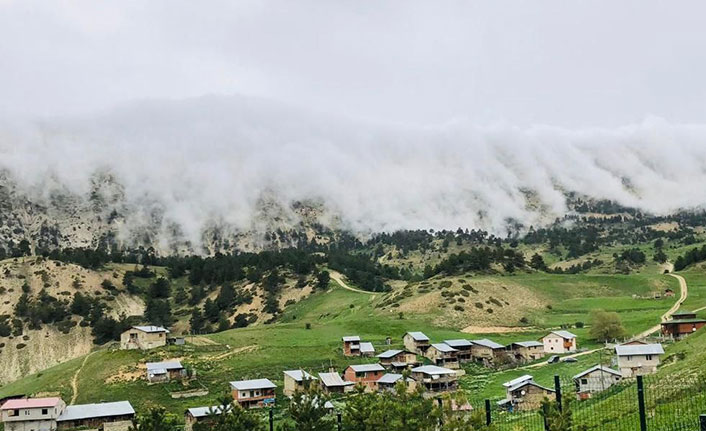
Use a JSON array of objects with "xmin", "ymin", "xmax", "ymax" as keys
[{"xmin": 1, "ymin": 95, "xmax": 705, "ymax": 251}]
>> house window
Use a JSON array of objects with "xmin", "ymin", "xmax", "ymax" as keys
[
  {"xmin": 356, "ymin": 372, "xmax": 365, "ymax": 378},
  {"xmin": 130, "ymin": 333, "xmax": 138, "ymax": 340},
  {"xmin": 42, "ymin": 408, "xmax": 48, "ymax": 415},
  {"xmin": 646, "ymin": 355, "xmax": 652, "ymax": 361},
  {"xmin": 627, "ymin": 356, "xmax": 632, "ymax": 361},
  {"xmin": 581, "ymin": 379, "xmax": 588, "ymax": 385}
]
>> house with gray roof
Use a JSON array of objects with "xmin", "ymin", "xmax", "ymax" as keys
[
  {"xmin": 499, "ymin": 375, "xmax": 555, "ymax": 411},
  {"xmin": 283, "ymin": 370, "xmax": 317, "ymax": 397},
  {"xmin": 426, "ymin": 343, "xmax": 459, "ymax": 369},
  {"xmin": 120, "ymin": 326, "xmax": 170, "ymax": 350},
  {"xmin": 376, "ymin": 350, "xmax": 418, "ymax": 369},
  {"xmin": 343, "ymin": 364, "xmax": 385, "ymax": 390},
  {"xmin": 57, "ymin": 401, "xmax": 135, "ymax": 430},
  {"xmin": 342, "ymin": 336, "xmax": 361, "ymax": 356},
  {"xmin": 541, "ymin": 330, "xmax": 577, "ymax": 354},
  {"xmin": 573, "ymin": 365, "xmax": 622, "ymax": 399},
  {"xmin": 508, "ymin": 341, "xmax": 545, "ymax": 362},
  {"xmin": 410, "ymin": 365, "xmax": 458, "ymax": 393},
  {"xmin": 318, "ymin": 372, "xmax": 354, "ymax": 394},
  {"xmin": 359, "ymin": 342, "xmax": 376, "ymax": 357},
  {"xmin": 229, "ymin": 379, "xmax": 277, "ymax": 409},
  {"xmin": 615, "ymin": 343, "xmax": 665, "ymax": 377},
  {"xmin": 145, "ymin": 360, "xmax": 186, "ymax": 383},
  {"xmin": 470, "ymin": 339, "xmax": 505, "ymax": 363},
  {"xmin": 376, "ymin": 373, "xmax": 416, "ymax": 392},
  {"xmin": 443, "ymin": 339, "xmax": 473, "ymax": 362},
  {"xmin": 404, "ymin": 332, "xmax": 431, "ymax": 354},
  {"xmin": 184, "ymin": 405, "xmax": 227, "ymax": 431}
]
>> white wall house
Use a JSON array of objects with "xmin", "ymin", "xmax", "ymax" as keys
[{"xmin": 541, "ymin": 330, "xmax": 577, "ymax": 354}]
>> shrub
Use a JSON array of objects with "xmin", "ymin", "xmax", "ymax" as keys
[
  {"xmin": 575, "ymin": 321, "xmax": 585, "ymax": 328},
  {"xmin": 519, "ymin": 317, "xmax": 529, "ymax": 324},
  {"xmin": 16, "ymin": 343, "xmax": 26, "ymax": 349},
  {"xmin": 453, "ymin": 305, "xmax": 464, "ymax": 311},
  {"xmin": 474, "ymin": 302, "xmax": 484, "ymax": 309},
  {"xmin": 486, "ymin": 308, "xmax": 493, "ymax": 313},
  {"xmin": 439, "ymin": 280, "xmax": 452, "ymax": 288}
]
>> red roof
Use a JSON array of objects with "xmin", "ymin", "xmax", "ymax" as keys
[{"xmin": 1, "ymin": 397, "xmax": 62, "ymax": 410}]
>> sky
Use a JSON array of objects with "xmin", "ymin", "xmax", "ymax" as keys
[{"xmin": 2, "ymin": 0, "xmax": 706, "ymax": 127}]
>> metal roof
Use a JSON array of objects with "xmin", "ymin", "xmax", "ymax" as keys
[
  {"xmin": 507, "ymin": 380, "xmax": 555, "ymax": 393},
  {"xmin": 377, "ymin": 349, "xmax": 403, "ymax": 359},
  {"xmin": 662, "ymin": 318, "xmax": 706, "ymax": 324},
  {"xmin": 342, "ymin": 336, "xmax": 361, "ymax": 342},
  {"xmin": 443, "ymin": 339, "xmax": 473, "ymax": 348},
  {"xmin": 406, "ymin": 331, "xmax": 430, "ymax": 341},
  {"xmin": 187, "ymin": 406, "xmax": 227, "ymax": 419},
  {"xmin": 573, "ymin": 365, "xmax": 622, "ymax": 380},
  {"xmin": 512, "ymin": 341, "xmax": 544, "ymax": 348},
  {"xmin": 146, "ymin": 361, "xmax": 183, "ymax": 372},
  {"xmin": 359, "ymin": 342, "xmax": 375, "ymax": 353},
  {"xmin": 431, "ymin": 343, "xmax": 457, "ymax": 353},
  {"xmin": 503, "ymin": 375, "xmax": 534, "ymax": 388},
  {"xmin": 1, "ymin": 398, "xmax": 62, "ymax": 410},
  {"xmin": 347, "ymin": 364, "xmax": 385, "ymax": 373},
  {"xmin": 471, "ymin": 339, "xmax": 504, "ymax": 349},
  {"xmin": 615, "ymin": 344, "xmax": 664, "ymax": 356},
  {"xmin": 58, "ymin": 401, "xmax": 134, "ymax": 422},
  {"xmin": 283, "ymin": 370, "xmax": 316, "ymax": 382},
  {"xmin": 548, "ymin": 330, "xmax": 577, "ymax": 340},
  {"xmin": 229, "ymin": 378, "xmax": 277, "ymax": 390},
  {"xmin": 318, "ymin": 372, "xmax": 354, "ymax": 387},
  {"xmin": 377, "ymin": 373, "xmax": 404, "ymax": 384},
  {"xmin": 132, "ymin": 325, "xmax": 169, "ymax": 333},
  {"xmin": 411, "ymin": 365, "xmax": 456, "ymax": 376}
]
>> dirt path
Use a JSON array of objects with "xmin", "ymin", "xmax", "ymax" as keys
[
  {"xmin": 70, "ymin": 351, "xmax": 95, "ymax": 405},
  {"xmin": 524, "ymin": 272, "xmax": 688, "ymax": 370},
  {"xmin": 329, "ymin": 271, "xmax": 377, "ymax": 296}
]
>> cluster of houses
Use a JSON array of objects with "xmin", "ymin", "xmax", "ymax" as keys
[{"xmin": 0, "ymin": 397, "xmax": 135, "ymax": 431}]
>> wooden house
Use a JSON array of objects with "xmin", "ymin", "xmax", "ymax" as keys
[
  {"xmin": 343, "ymin": 364, "xmax": 385, "ymax": 391},
  {"xmin": 541, "ymin": 330, "xmax": 577, "ymax": 354},
  {"xmin": 57, "ymin": 401, "xmax": 135, "ymax": 431},
  {"xmin": 508, "ymin": 341, "xmax": 545, "ymax": 362},
  {"xmin": 615, "ymin": 343, "xmax": 664, "ymax": 377},
  {"xmin": 443, "ymin": 339, "xmax": 473, "ymax": 362},
  {"xmin": 376, "ymin": 349, "xmax": 418, "ymax": 369},
  {"xmin": 229, "ymin": 379, "xmax": 277, "ymax": 409},
  {"xmin": 499, "ymin": 375, "xmax": 555, "ymax": 411},
  {"xmin": 342, "ymin": 336, "xmax": 361, "ymax": 357},
  {"xmin": 359, "ymin": 342, "xmax": 376, "ymax": 357},
  {"xmin": 403, "ymin": 332, "xmax": 431, "ymax": 355},
  {"xmin": 146, "ymin": 360, "xmax": 186, "ymax": 383},
  {"xmin": 120, "ymin": 326, "xmax": 169, "ymax": 350},
  {"xmin": 318, "ymin": 372, "xmax": 354, "ymax": 394},
  {"xmin": 376, "ymin": 374, "xmax": 416, "ymax": 393},
  {"xmin": 410, "ymin": 365, "xmax": 458, "ymax": 393},
  {"xmin": 661, "ymin": 311, "xmax": 706, "ymax": 339},
  {"xmin": 470, "ymin": 339, "xmax": 505, "ymax": 363},
  {"xmin": 573, "ymin": 365, "xmax": 622, "ymax": 400},
  {"xmin": 426, "ymin": 343, "xmax": 459, "ymax": 369},
  {"xmin": 185, "ymin": 406, "xmax": 225, "ymax": 431},
  {"xmin": 283, "ymin": 370, "xmax": 317, "ymax": 397}
]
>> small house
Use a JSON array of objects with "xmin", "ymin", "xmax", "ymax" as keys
[
  {"xmin": 443, "ymin": 339, "xmax": 473, "ymax": 362},
  {"xmin": 410, "ymin": 365, "xmax": 458, "ymax": 393},
  {"xmin": 120, "ymin": 326, "xmax": 170, "ymax": 350},
  {"xmin": 615, "ymin": 343, "xmax": 664, "ymax": 377},
  {"xmin": 661, "ymin": 311, "xmax": 706, "ymax": 339},
  {"xmin": 426, "ymin": 343, "xmax": 459, "ymax": 369},
  {"xmin": 376, "ymin": 374, "xmax": 416, "ymax": 393},
  {"xmin": 470, "ymin": 339, "xmax": 505, "ymax": 363},
  {"xmin": 500, "ymin": 375, "xmax": 555, "ymax": 411},
  {"xmin": 146, "ymin": 360, "xmax": 186, "ymax": 383},
  {"xmin": 376, "ymin": 349, "xmax": 418, "ymax": 369},
  {"xmin": 57, "ymin": 401, "xmax": 135, "ymax": 431},
  {"xmin": 541, "ymin": 330, "xmax": 577, "ymax": 354},
  {"xmin": 343, "ymin": 364, "xmax": 385, "ymax": 390},
  {"xmin": 342, "ymin": 336, "xmax": 361, "ymax": 357},
  {"xmin": 283, "ymin": 370, "xmax": 317, "ymax": 397},
  {"xmin": 403, "ymin": 332, "xmax": 431, "ymax": 355},
  {"xmin": 573, "ymin": 365, "xmax": 622, "ymax": 400},
  {"xmin": 508, "ymin": 341, "xmax": 545, "ymax": 362},
  {"xmin": 318, "ymin": 372, "xmax": 354, "ymax": 394},
  {"xmin": 184, "ymin": 406, "xmax": 226, "ymax": 431},
  {"xmin": 0, "ymin": 397, "xmax": 66, "ymax": 431},
  {"xmin": 359, "ymin": 342, "xmax": 376, "ymax": 357},
  {"xmin": 229, "ymin": 379, "xmax": 277, "ymax": 409}
]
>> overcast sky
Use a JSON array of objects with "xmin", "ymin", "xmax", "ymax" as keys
[{"xmin": 2, "ymin": 0, "xmax": 706, "ymax": 127}]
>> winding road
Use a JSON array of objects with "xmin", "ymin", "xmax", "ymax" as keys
[{"xmin": 329, "ymin": 271, "xmax": 377, "ymax": 296}]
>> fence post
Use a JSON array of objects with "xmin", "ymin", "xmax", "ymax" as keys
[
  {"xmin": 700, "ymin": 414, "xmax": 706, "ymax": 431},
  {"xmin": 269, "ymin": 408, "xmax": 274, "ymax": 431},
  {"xmin": 337, "ymin": 412, "xmax": 342, "ymax": 431},
  {"xmin": 437, "ymin": 397, "xmax": 443, "ymax": 426},
  {"xmin": 637, "ymin": 375, "xmax": 647, "ymax": 431},
  {"xmin": 485, "ymin": 399, "xmax": 491, "ymax": 425},
  {"xmin": 542, "ymin": 403, "xmax": 550, "ymax": 431},
  {"xmin": 554, "ymin": 375, "xmax": 562, "ymax": 413}
]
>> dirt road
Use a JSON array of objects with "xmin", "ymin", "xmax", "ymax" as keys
[
  {"xmin": 329, "ymin": 271, "xmax": 377, "ymax": 295},
  {"xmin": 70, "ymin": 351, "xmax": 96, "ymax": 405}
]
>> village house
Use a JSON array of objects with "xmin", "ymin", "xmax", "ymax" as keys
[
  {"xmin": 184, "ymin": 406, "xmax": 225, "ymax": 431},
  {"xmin": 499, "ymin": 375, "xmax": 555, "ymax": 411},
  {"xmin": 507, "ymin": 341, "xmax": 545, "ymax": 362},
  {"xmin": 376, "ymin": 349, "xmax": 418, "ymax": 369},
  {"xmin": 661, "ymin": 311, "xmax": 706, "ymax": 339},
  {"xmin": 410, "ymin": 365, "xmax": 458, "ymax": 394},
  {"xmin": 615, "ymin": 343, "xmax": 665, "ymax": 377},
  {"xmin": 318, "ymin": 372, "xmax": 354, "ymax": 394},
  {"xmin": 146, "ymin": 360, "xmax": 187, "ymax": 383},
  {"xmin": 343, "ymin": 364, "xmax": 385, "ymax": 391},
  {"xmin": 0, "ymin": 397, "xmax": 66, "ymax": 431},
  {"xmin": 573, "ymin": 365, "xmax": 622, "ymax": 400},
  {"xmin": 120, "ymin": 326, "xmax": 170, "ymax": 350},
  {"xmin": 283, "ymin": 370, "xmax": 317, "ymax": 397},
  {"xmin": 443, "ymin": 339, "xmax": 473, "ymax": 362},
  {"xmin": 342, "ymin": 336, "xmax": 361, "ymax": 356},
  {"xmin": 376, "ymin": 374, "xmax": 416, "ymax": 392},
  {"xmin": 541, "ymin": 330, "xmax": 577, "ymax": 354},
  {"xmin": 403, "ymin": 332, "xmax": 431, "ymax": 355},
  {"xmin": 57, "ymin": 401, "xmax": 135, "ymax": 431},
  {"xmin": 359, "ymin": 342, "xmax": 376, "ymax": 357},
  {"xmin": 470, "ymin": 339, "xmax": 505, "ymax": 363},
  {"xmin": 229, "ymin": 379, "xmax": 277, "ymax": 409},
  {"xmin": 426, "ymin": 343, "xmax": 460, "ymax": 369}
]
